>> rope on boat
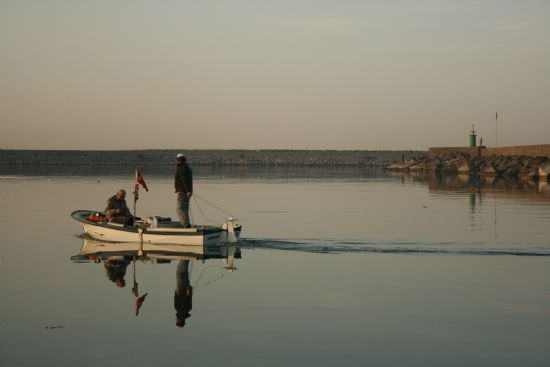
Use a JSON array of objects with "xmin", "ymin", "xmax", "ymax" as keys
[
  {"xmin": 192, "ymin": 193, "xmax": 235, "ymax": 224},
  {"xmin": 192, "ymin": 196, "xmax": 218, "ymax": 223},
  {"xmin": 194, "ymin": 193, "xmax": 234, "ymax": 217}
]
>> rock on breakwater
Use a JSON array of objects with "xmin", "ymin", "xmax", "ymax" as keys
[{"xmin": 388, "ymin": 151, "xmax": 550, "ymax": 182}]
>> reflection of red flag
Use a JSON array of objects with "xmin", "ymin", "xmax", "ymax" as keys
[
  {"xmin": 135, "ymin": 169, "xmax": 148, "ymax": 192},
  {"xmin": 135, "ymin": 293, "xmax": 148, "ymax": 316}
]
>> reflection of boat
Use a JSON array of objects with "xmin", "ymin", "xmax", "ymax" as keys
[
  {"xmin": 72, "ymin": 238, "xmax": 241, "ymax": 325},
  {"xmin": 71, "ymin": 210, "xmax": 241, "ymax": 246},
  {"xmin": 71, "ymin": 238, "xmax": 241, "ymax": 268}
]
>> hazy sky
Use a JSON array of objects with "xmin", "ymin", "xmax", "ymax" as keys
[{"xmin": 1, "ymin": 1, "xmax": 549, "ymax": 150}]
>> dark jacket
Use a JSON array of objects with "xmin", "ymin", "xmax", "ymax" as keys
[
  {"xmin": 174, "ymin": 162, "xmax": 193, "ymax": 194},
  {"xmin": 105, "ymin": 195, "xmax": 130, "ymax": 218}
]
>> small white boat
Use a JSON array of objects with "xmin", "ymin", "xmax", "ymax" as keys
[{"xmin": 71, "ymin": 210, "xmax": 241, "ymax": 246}]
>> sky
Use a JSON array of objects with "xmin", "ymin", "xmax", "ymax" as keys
[{"xmin": 0, "ymin": 0, "xmax": 549, "ymax": 150}]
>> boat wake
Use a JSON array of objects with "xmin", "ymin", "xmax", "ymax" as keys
[{"xmin": 240, "ymin": 238, "xmax": 550, "ymax": 257}]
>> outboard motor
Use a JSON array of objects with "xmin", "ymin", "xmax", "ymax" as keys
[{"xmin": 221, "ymin": 217, "xmax": 239, "ymax": 243}]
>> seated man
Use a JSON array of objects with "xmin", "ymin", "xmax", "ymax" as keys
[{"xmin": 105, "ymin": 189, "xmax": 133, "ymax": 225}]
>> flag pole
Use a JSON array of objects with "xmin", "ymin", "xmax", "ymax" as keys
[
  {"xmin": 133, "ymin": 184, "xmax": 139, "ymax": 218},
  {"xmin": 133, "ymin": 169, "xmax": 148, "ymax": 219},
  {"xmin": 132, "ymin": 257, "xmax": 139, "ymax": 297}
]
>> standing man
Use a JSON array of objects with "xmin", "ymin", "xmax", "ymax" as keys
[{"xmin": 174, "ymin": 153, "xmax": 193, "ymax": 228}]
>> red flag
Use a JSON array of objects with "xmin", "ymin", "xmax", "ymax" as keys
[
  {"xmin": 135, "ymin": 169, "xmax": 148, "ymax": 192},
  {"xmin": 135, "ymin": 293, "xmax": 148, "ymax": 316}
]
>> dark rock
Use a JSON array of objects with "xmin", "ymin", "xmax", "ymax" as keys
[
  {"xmin": 481, "ymin": 165, "xmax": 497, "ymax": 176},
  {"xmin": 502, "ymin": 166, "xmax": 518, "ymax": 176},
  {"xmin": 519, "ymin": 167, "xmax": 538, "ymax": 181},
  {"xmin": 539, "ymin": 162, "xmax": 550, "ymax": 178}
]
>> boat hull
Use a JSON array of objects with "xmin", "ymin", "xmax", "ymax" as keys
[{"xmin": 72, "ymin": 210, "xmax": 238, "ymax": 246}]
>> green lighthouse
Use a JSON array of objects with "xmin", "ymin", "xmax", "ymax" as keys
[{"xmin": 469, "ymin": 124, "xmax": 477, "ymax": 147}]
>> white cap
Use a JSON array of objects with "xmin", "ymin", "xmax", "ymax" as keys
[{"xmin": 176, "ymin": 153, "xmax": 185, "ymax": 159}]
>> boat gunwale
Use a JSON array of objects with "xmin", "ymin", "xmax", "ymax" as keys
[{"xmin": 71, "ymin": 210, "xmax": 224, "ymax": 236}]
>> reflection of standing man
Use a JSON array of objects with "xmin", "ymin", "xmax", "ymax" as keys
[
  {"xmin": 174, "ymin": 260, "xmax": 193, "ymax": 328},
  {"xmin": 174, "ymin": 153, "xmax": 193, "ymax": 228}
]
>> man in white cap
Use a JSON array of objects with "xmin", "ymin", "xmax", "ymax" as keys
[{"xmin": 174, "ymin": 153, "xmax": 193, "ymax": 228}]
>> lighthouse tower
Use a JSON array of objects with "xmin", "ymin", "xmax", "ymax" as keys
[{"xmin": 469, "ymin": 124, "xmax": 477, "ymax": 147}]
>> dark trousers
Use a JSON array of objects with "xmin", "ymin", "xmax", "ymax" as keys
[{"xmin": 176, "ymin": 192, "xmax": 191, "ymax": 228}]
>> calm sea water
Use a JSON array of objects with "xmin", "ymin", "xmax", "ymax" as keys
[{"xmin": 1, "ymin": 167, "xmax": 549, "ymax": 366}]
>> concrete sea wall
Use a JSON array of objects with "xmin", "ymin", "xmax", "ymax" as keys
[
  {"xmin": 428, "ymin": 144, "xmax": 550, "ymax": 159},
  {"xmin": 0, "ymin": 149, "xmax": 425, "ymax": 167}
]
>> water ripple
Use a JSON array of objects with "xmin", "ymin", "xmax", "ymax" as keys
[{"xmin": 241, "ymin": 238, "xmax": 550, "ymax": 256}]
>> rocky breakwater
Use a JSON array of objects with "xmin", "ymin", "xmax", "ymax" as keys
[
  {"xmin": 388, "ymin": 152, "xmax": 550, "ymax": 182},
  {"xmin": 0, "ymin": 149, "xmax": 425, "ymax": 167}
]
